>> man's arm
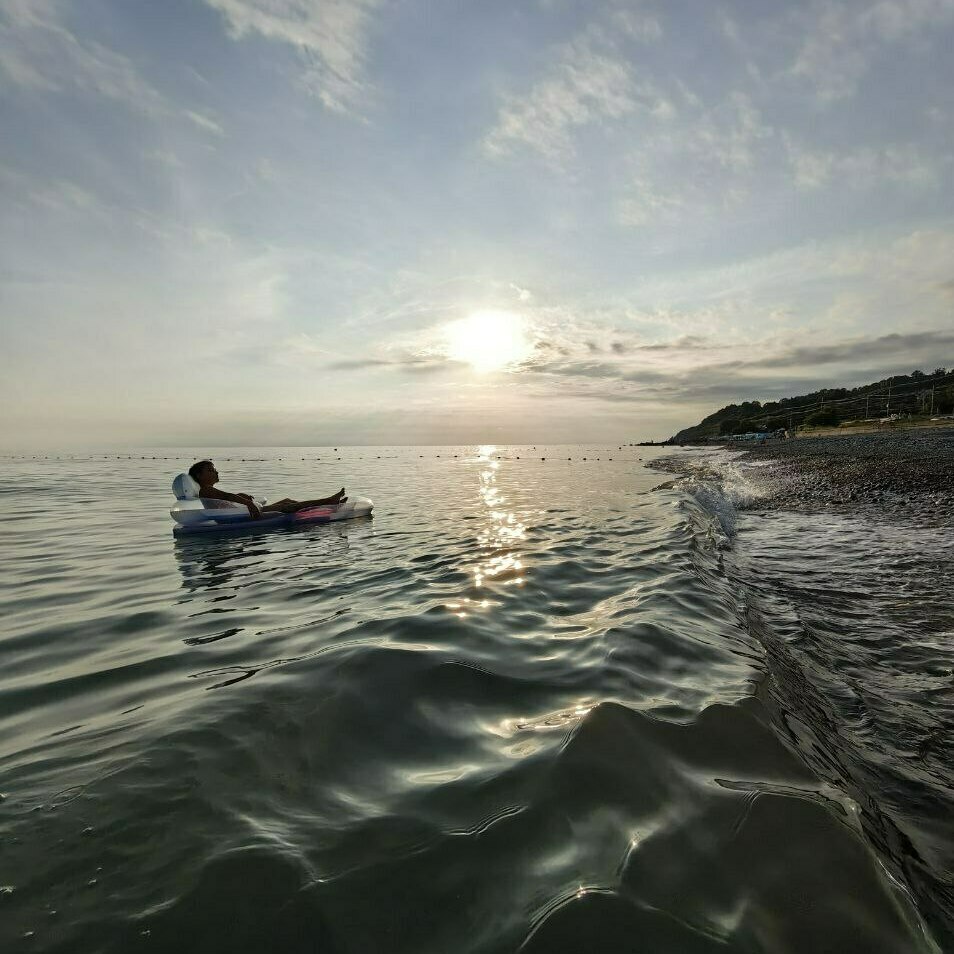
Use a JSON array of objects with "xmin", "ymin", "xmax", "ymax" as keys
[{"xmin": 200, "ymin": 487, "xmax": 262, "ymax": 518}]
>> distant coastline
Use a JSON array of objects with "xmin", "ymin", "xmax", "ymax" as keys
[{"xmin": 666, "ymin": 368, "xmax": 954, "ymax": 444}]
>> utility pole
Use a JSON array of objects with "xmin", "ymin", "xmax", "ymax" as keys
[{"xmin": 931, "ymin": 385, "xmax": 935, "ymax": 416}]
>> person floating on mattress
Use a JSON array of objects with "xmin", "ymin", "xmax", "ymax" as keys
[{"xmin": 188, "ymin": 460, "xmax": 346, "ymax": 520}]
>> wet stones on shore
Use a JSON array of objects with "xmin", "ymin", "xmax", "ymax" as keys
[{"xmin": 659, "ymin": 429, "xmax": 954, "ymax": 514}]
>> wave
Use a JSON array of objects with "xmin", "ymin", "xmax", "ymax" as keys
[{"xmin": 663, "ymin": 449, "xmax": 953, "ymax": 949}]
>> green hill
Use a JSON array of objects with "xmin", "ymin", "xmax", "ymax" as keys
[{"xmin": 670, "ymin": 368, "xmax": 954, "ymax": 443}]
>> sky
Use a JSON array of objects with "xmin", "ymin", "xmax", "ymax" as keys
[{"xmin": 1, "ymin": 0, "xmax": 953, "ymax": 447}]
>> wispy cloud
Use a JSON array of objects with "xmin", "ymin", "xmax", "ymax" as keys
[
  {"xmin": 514, "ymin": 330, "xmax": 954, "ymax": 413},
  {"xmin": 617, "ymin": 91, "xmax": 772, "ymax": 227},
  {"xmin": 327, "ymin": 355, "xmax": 451, "ymax": 374},
  {"xmin": 143, "ymin": 149, "xmax": 185, "ymax": 169},
  {"xmin": 203, "ymin": 0, "xmax": 381, "ymax": 115},
  {"xmin": 788, "ymin": 0, "xmax": 954, "ymax": 102},
  {"xmin": 483, "ymin": 27, "xmax": 666, "ymax": 162},
  {"xmin": 787, "ymin": 138, "xmax": 949, "ymax": 190},
  {"xmin": 0, "ymin": 0, "xmax": 164, "ymax": 111},
  {"xmin": 185, "ymin": 110, "xmax": 225, "ymax": 136}
]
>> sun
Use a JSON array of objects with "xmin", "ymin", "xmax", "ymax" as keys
[{"xmin": 444, "ymin": 310, "xmax": 533, "ymax": 373}]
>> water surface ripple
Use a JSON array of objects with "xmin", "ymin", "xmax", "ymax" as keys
[{"xmin": 0, "ymin": 447, "xmax": 940, "ymax": 952}]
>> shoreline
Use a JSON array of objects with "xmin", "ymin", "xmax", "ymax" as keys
[
  {"xmin": 656, "ymin": 428, "xmax": 954, "ymax": 512},
  {"xmin": 654, "ymin": 428, "xmax": 954, "ymax": 948}
]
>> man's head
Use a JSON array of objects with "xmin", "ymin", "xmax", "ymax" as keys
[{"xmin": 188, "ymin": 460, "xmax": 218, "ymax": 486}]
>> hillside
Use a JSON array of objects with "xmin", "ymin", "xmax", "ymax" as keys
[{"xmin": 670, "ymin": 368, "xmax": 954, "ymax": 443}]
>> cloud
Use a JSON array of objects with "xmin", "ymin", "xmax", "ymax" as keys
[
  {"xmin": 319, "ymin": 220, "xmax": 954, "ymax": 407},
  {"xmin": 0, "ymin": 1, "xmax": 226, "ymax": 139},
  {"xmin": 510, "ymin": 328, "xmax": 954, "ymax": 418},
  {"xmin": 616, "ymin": 91, "xmax": 772, "ymax": 227},
  {"xmin": 327, "ymin": 354, "xmax": 453, "ymax": 375},
  {"xmin": 483, "ymin": 28, "xmax": 665, "ymax": 162},
  {"xmin": 484, "ymin": 3, "xmax": 948, "ymax": 231},
  {"xmin": 787, "ymin": 138, "xmax": 948, "ymax": 190},
  {"xmin": 28, "ymin": 177, "xmax": 106, "ymax": 215},
  {"xmin": 144, "ymin": 149, "xmax": 185, "ymax": 169},
  {"xmin": 716, "ymin": 330, "xmax": 954, "ymax": 372},
  {"xmin": 0, "ymin": 0, "xmax": 164, "ymax": 111},
  {"xmin": 185, "ymin": 110, "xmax": 225, "ymax": 136},
  {"xmin": 617, "ymin": 177, "xmax": 686, "ymax": 227},
  {"xmin": 202, "ymin": 0, "xmax": 381, "ymax": 114},
  {"xmin": 687, "ymin": 92, "xmax": 772, "ymax": 173},
  {"xmin": 635, "ymin": 335, "xmax": 710, "ymax": 352},
  {"xmin": 788, "ymin": 0, "xmax": 954, "ymax": 102},
  {"xmin": 609, "ymin": 6, "xmax": 663, "ymax": 42}
]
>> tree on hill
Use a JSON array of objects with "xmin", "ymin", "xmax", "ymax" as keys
[
  {"xmin": 805, "ymin": 407, "xmax": 838, "ymax": 427},
  {"xmin": 669, "ymin": 366, "xmax": 954, "ymax": 442},
  {"xmin": 719, "ymin": 417, "xmax": 742, "ymax": 435}
]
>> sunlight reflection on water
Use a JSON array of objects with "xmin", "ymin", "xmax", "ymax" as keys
[{"xmin": 473, "ymin": 445, "xmax": 527, "ymax": 590}]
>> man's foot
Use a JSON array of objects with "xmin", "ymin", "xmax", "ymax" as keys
[{"xmin": 330, "ymin": 487, "xmax": 346, "ymax": 504}]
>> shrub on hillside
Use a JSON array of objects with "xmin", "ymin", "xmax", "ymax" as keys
[{"xmin": 805, "ymin": 408, "xmax": 839, "ymax": 427}]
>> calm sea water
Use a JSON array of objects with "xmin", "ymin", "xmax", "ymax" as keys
[{"xmin": 1, "ymin": 445, "xmax": 949, "ymax": 952}]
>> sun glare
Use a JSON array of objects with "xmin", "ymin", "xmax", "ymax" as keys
[{"xmin": 445, "ymin": 310, "xmax": 533, "ymax": 373}]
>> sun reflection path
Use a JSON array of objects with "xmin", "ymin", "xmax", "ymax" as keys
[
  {"xmin": 474, "ymin": 446, "xmax": 527, "ymax": 589},
  {"xmin": 445, "ymin": 446, "xmax": 529, "ymax": 617}
]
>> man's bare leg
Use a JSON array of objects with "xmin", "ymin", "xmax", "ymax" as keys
[
  {"xmin": 293, "ymin": 488, "xmax": 347, "ymax": 510},
  {"xmin": 261, "ymin": 498, "xmax": 297, "ymax": 513},
  {"xmin": 262, "ymin": 489, "xmax": 347, "ymax": 514}
]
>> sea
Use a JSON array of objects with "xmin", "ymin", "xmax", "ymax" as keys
[{"xmin": 1, "ymin": 445, "xmax": 951, "ymax": 953}]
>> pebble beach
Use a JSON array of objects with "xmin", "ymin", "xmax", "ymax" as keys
[{"xmin": 664, "ymin": 428, "xmax": 954, "ymax": 512}]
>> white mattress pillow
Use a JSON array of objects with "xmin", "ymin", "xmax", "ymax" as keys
[{"xmin": 172, "ymin": 472, "xmax": 202, "ymax": 500}]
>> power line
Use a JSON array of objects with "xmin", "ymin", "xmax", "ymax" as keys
[{"xmin": 748, "ymin": 370, "xmax": 954, "ymax": 421}]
